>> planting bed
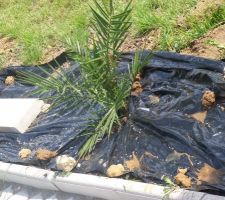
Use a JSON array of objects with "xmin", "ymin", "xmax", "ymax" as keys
[{"xmin": 0, "ymin": 51, "xmax": 225, "ymax": 198}]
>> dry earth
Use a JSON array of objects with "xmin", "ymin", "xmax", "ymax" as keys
[
  {"xmin": 120, "ymin": 29, "xmax": 161, "ymax": 52},
  {"xmin": 0, "ymin": 36, "xmax": 22, "ymax": 67},
  {"xmin": 181, "ymin": 24, "xmax": 225, "ymax": 60}
]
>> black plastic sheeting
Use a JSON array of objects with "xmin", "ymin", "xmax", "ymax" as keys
[{"xmin": 0, "ymin": 51, "xmax": 225, "ymax": 193}]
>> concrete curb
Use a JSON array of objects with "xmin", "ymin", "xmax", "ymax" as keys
[{"xmin": 0, "ymin": 161, "xmax": 224, "ymax": 200}]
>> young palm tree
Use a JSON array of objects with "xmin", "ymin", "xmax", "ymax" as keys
[{"xmin": 19, "ymin": 0, "xmax": 150, "ymax": 158}]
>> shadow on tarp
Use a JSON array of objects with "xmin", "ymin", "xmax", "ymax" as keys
[{"xmin": 0, "ymin": 51, "xmax": 225, "ymax": 194}]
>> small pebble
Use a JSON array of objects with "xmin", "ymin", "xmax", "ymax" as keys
[
  {"xmin": 149, "ymin": 95, "xmax": 160, "ymax": 105},
  {"xmin": 5, "ymin": 76, "xmax": 15, "ymax": 86},
  {"xmin": 18, "ymin": 149, "xmax": 32, "ymax": 160},
  {"xmin": 56, "ymin": 155, "xmax": 77, "ymax": 172}
]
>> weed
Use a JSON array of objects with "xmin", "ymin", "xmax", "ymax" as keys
[
  {"xmin": 162, "ymin": 176, "xmax": 177, "ymax": 200},
  {"xmin": 208, "ymin": 40, "xmax": 225, "ymax": 49},
  {"xmin": 54, "ymin": 171, "xmax": 71, "ymax": 178},
  {"xmin": 132, "ymin": 0, "xmax": 225, "ymax": 52}
]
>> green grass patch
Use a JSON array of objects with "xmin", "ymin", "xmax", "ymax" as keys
[
  {"xmin": 132, "ymin": 0, "xmax": 225, "ymax": 51},
  {"xmin": 0, "ymin": 0, "xmax": 89, "ymax": 64},
  {"xmin": 132, "ymin": 0, "xmax": 197, "ymax": 35},
  {"xmin": 161, "ymin": 4, "xmax": 225, "ymax": 51},
  {"xmin": 0, "ymin": 0, "xmax": 224, "ymax": 64}
]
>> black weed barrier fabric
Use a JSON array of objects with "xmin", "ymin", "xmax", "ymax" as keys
[{"xmin": 0, "ymin": 51, "xmax": 225, "ymax": 194}]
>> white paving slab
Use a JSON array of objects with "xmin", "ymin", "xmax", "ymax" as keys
[{"xmin": 0, "ymin": 98, "xmax": 44, "ymax": 133}]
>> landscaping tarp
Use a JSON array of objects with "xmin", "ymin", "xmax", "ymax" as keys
[{"xmin": 0, "ymin": 51, "xmax": 225, "ymax": 193}]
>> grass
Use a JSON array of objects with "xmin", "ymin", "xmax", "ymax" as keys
[
  {"xmin": 0, "ymin": 0, "xmax": 224, "ymax": 65},
  {"xmin": 0, "ymin": 0, "xmax": 89, "ymax": 64},
  {"xmin": 161, "ymin": 4, "xmax": 225, "ymax": 51},
  {"xmin": 132, "ymin": 0, "xmax": 197, "ymax": 35},
  {"xmin": 133, "ymin": 0, "xmax": 225, "ymax": 51}
]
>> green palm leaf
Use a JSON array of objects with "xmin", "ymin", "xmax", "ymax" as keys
[{"xmin": 18, "ymin": 0, "xmax": 152, "ymax": 158}]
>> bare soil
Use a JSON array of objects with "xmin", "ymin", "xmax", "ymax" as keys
[
  {"xmin": 175, "ymin": 168, "xmax": 192, "ymax": 188},
  {"xmin": 40, "ymin": 44, "xmax": 66, "ymax": 64},
  {"xmin": 5, "ymin": 76, "xmax": 15, "ymax": 86},
  {"xmin": 35, "ymin": 148, "xmax": 57, "ymax": 160},
  {"xmin": 201, "ymin": 90, "xmax": 216, "ymax": 107},
  {"xmin": 181, "ymin": 24, "xmax": 225, "ymax": 60},
  {"xmin": 18, "ymin": 148, "xmax": 32, "ymax": 160},
  {"xmin": 0, "ymin": 36, "xmax": 22, "ymax": 67},
  {"xmin": 131, "ymin": 73, "xmax": 143, "ymax": 96},
  {"xmin": 197, "ymin": 164, "xmax": 223, "ymax": 185},
  {"xmin": 120, "ymin": 29, "xmax": 161, "ymax": 52},
  {"xmin": 190, "ymin": 111, "xmax": 207, "ymax": 124}
]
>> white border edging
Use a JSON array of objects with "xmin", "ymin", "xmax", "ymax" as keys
[{"xmin": 0, "ymin": 161, "xmax": 224, "ymax": 200}]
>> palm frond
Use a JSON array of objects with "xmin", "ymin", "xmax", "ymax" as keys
[
  {"xmin": 17, "ymin": 0, "xmax": 154, "ymax": 159},
  {"xmin": 89, "ymin": 0, "xmax": 132, "ymax": 65},
  {"xmin": 17, "ymin": 66, "xmax": 86, "ymax": 111}
]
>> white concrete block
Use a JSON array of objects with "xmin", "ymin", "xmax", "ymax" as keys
[{"xmin": 0, "ymin": 98, "xmax": 45, "ymax": 133}]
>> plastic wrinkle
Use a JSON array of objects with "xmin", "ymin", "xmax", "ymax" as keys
[{"xmin": 0, "ymin": 51, "xmax": 225, "ymax": 194}]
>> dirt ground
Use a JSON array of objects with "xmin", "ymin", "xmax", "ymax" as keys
[
  {"xmin": 0, "ymin": 36, "xmax": 22, "ymax": 67},
  {"xmin": 40, "ymin": 44, "xmax": 66, "ymax": 64},
  {"xmin": 181, "ymin": 24, "xmax": 225, "ymax": 60},
  {"xmin": 120, "ymin": 29, "xmax": 161, "ymax": 52}
]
